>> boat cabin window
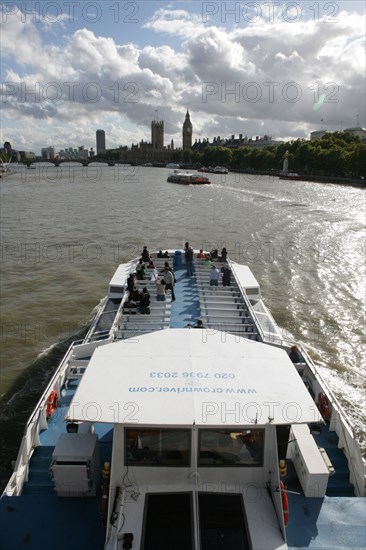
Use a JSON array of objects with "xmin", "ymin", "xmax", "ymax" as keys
[
  {"xmin": 125, "ymin": 429, "xmax": 190, "ymax": 466},
  {"xmin": 198, "ymin": 429, "xmax": 264, "ymax": 466},
  {"xmin": 142, "ymin": 493, "xmax": 194, "ymax": 550}
]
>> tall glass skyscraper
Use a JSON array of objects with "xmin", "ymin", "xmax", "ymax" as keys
[{"xmin": 96, "ymin": 129, "xmax": 106, "ymax": 154}]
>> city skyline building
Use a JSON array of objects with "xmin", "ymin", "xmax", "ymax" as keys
[
  {"xmin": 151, "ymin": 120, "xmax": 164, "ymax": 150},
  {"xmin": 96, "ymin": 129, "xmax": 106, "ymax": 154},
  {"xmin": 41, "ymin": 146, "xmax": 55, "ymax": 160}
]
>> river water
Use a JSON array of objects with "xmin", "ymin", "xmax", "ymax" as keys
[{"xmin": 0, "ymin": 164, "xmax": 365, "ymax": 484}]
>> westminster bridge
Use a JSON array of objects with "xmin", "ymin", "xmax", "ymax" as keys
[{"xmin": 22, "ymin": 157, "xmax": 127, "ymax": 167}]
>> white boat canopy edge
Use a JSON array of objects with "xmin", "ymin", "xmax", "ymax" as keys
[
  {"xmin": 230, "ymin": 261, "xmax": 261, "ymax": 298},
  {"xmin": 66, "ymin": 329, "xmax": 322, "ymax": 426}
]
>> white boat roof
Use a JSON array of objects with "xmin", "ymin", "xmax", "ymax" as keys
[
  {"xmin": 67, "ymin": 329, "xmax": 321, "ymax": 426},
  {"xmin": 108, "ymin": 262, "xmax": 132, "ymax": 289},
  {"xmin": 230, "ymin": 262, "xmax": 260, "ymax": 296}
]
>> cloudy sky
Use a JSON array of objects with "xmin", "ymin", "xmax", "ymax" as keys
[{"xmin": 1, "ymin": 1, "xmax": 365, "ymax": 154}]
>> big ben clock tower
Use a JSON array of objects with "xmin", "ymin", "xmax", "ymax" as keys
[{"xmin": 182, "ymin": 110, "xmax": 192, "ymax": 150}]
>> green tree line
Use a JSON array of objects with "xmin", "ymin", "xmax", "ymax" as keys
[{"xmin": 173, "ymin": 132, "xmax": 366, "ymax": 178}]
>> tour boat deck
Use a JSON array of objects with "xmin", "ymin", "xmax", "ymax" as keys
[{"xmin": 1, "ymin": 254, "xmax": 365, "ymax": 550}]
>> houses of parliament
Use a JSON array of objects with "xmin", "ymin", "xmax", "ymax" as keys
[{"xmin": 120, "ymin": 110, "xmax": 193, "ymax": 164}]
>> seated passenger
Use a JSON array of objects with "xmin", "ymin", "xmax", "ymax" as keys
[
  {"xmin": 136, "ymin": 259, "xmax": 146, "ymax": 280},
  {"xmin": 157, "ymin": 250, "xmax": 164, "ymax": 258},
  {"xmin": 140, "ymin": 287, "xmax": 151, "ymax": 314},
  {"xmin": 124, "ymin": 292, "xmax": 137, "ymax": 309},
  {"xmin": 163, "ymin": 251, "xmax": 170, "ymax": 258},
  {"xmin": 289, "ymin": 345, "xmax": 302, "ymax": 363},
  {"xmin": 127, "ymin": 273, "xmax": 136, "ymax": 294},
  {"xmin": 131, "ymin": 288, "xmax": 142, "ymax": 302},
  {"xmin": 197, "ymin": 249, "xmax": 206, "ymax": 259},
  {"xmin": 141, "ymin": 245, "xmax": 150, "ymax": 262},
  {"xmin": 220, "ymin": 247, "xmax": 227, "ymax": 261},
  {"xmin": 149, "ymin": 267, "xmax": 159, "ymax": 281}
]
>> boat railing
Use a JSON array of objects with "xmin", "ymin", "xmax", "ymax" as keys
[
  {"xmin": 86, "ymin": 328, "xmax": 113, "ymax": 342},
  {"xmin": 5, "ymin": 415, "xmax": 43, "ymax": 496},
  {"xmin": 228, "ymin": 260, "xmax": 270, "ymax": 343},
  {"xmin": 84, "ymin": 296, "xmax": 108, "ymax": 341},
  {"xmin": 3, "ymin": 340, "xmax": 80, "ymax": 496},
  {"xmin": 104, "ymin": 488, "xmax": 127, "ymax": 550},
  {"xmin": 231, "ymin": 261, "xmax": 365, "ymax": 495},
  {"xmin": 300, "ymin": 346, "xmax": 366, "ymax": 496},
  {"xmin": 4, "ymin": 336, "xmax": 112, "ymax": 496},
  {"xmin": 84, "ymin": 296, "xmax": 122, "ymax": 343},
  {"xmin": 110, "ymin": 290, "xmax": 130, "ymax": 340}
]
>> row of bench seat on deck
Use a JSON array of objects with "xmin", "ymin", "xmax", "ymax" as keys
[
  {"xmin": 195, "ymin": 262, "xmax": 257, "ymax": 338},
  {"xmin": 118, "ymin": 275, "xmax": 172, "ymax": 338}
]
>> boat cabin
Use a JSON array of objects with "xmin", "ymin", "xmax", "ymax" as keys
[{"xmin": 65, "ymin": 329, "xmax": 322, "ymax": 549}]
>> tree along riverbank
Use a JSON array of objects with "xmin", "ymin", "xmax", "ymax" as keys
[
  {"xmin": 228, "ymin": 169, "xmax": 365, "ymax": 186},
  {"xmin": 172, "ymin": 132, "xmax": 366, "ymax": 180}
]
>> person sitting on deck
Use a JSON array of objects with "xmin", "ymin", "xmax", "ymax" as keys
[
  {"xmin": 131, "ymin": 288, "xmax": 143, "ymax": 302},
  {"xmin": 147, "ymin": 260, "xmax": 155, "ymax": 269},
  {"xmin": 163, "ymin": 251, "xmax": 170, "ymax": 258},
  {"xmin": 197, "ymin": 249, "xmax": 205, "ymax": 259},
  {"xmin": 136, "ymin": 259, "xmax": 146, "ymax": 280},
  {"xmin": 289, "ymin": 345, "xmax": 302, "ymax": 363},
  {"xmin": 124, "ymin": 291, "xmax": 137, "ymax": 310},
  {"xmin": 127, "ymin": 273, "xmax": 136, "ymax": 294},
  {"xmin": 139, "ymin": 287, "xmax": 151, "ymax": 314},
  {"xmin": 141, "ymin": 246, "xmax": 150, "ymax": 262},
  {"xmin": 149, "ymin": 267, "xmax": 159, "ymax": 281},
  {"xmin": 157, "ymin": 250, "xmax": 164, "ymax": 258},
  {"xmin": 220, "ymin": 247, "xmax": 228, "ymax": 261}
]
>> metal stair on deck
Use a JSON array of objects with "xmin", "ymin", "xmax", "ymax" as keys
[
  {"xmin": 195, "ymin": 260, "xmax": 258, "ymax": 339},
  {"xmin": 22, "ymin": 446, "xmax": 55, "ymax": 495},
  {"xmin": 312, "ymin": 427, "xmax": 356, "ymax": 497}
]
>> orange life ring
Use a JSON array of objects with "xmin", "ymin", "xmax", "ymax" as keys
[
  {"xmin": 280, "ymin": 481, "xmax": 289, "ymax": 526},
  {"xmin": 46, "ymin": 390, "xmax": 59, "ymax": 418},
  {"xmin": 317, "ymin": 392, "xmax": 331, "ymax": 421}
]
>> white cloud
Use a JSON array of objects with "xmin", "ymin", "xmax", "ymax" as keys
[{"xmin": 0, "ymin": 4, "xmax": 365, "ymax": 153}]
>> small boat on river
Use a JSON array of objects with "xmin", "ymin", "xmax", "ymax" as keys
[
  {"xmin": 1, "ymin": 249, "xmax": 365, "ymax": 549},
  {"xmin": 167, "ymin": 171, "xmax": 211, "ymax": 185},
  {"xmin": 279, "ymin": 172, "xmax": 302, "ymax": 181}
]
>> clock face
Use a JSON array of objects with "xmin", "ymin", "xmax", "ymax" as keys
[{"xmin": 186, "ymin": 128, "xmax": 192, "ymax": 134}]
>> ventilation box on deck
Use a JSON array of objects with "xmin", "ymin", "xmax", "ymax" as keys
[
  {"xmin": 287, "ymin": 424, "xmax": 329, "ymax": 497},
  {"xmin": 51, "ymin": 433, "xmax": 100, "ymax": 497}
]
